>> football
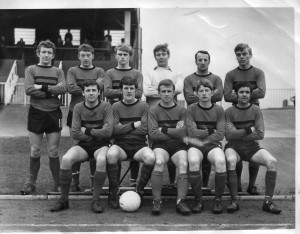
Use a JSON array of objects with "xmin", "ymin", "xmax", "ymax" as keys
[{"xmin": 119, "ymin": 191, "xmax": 141, "ymax": 212}]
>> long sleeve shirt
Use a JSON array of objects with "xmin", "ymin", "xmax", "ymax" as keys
[
  {"xmin": 148, "ymin": 103, "xmax": 187, "ymax": 144},
  {"xmin": 72, "ymin": 101, "xmax": 113, "ymax": 143},
  {"xmin": 104, "ymin": 67, "xmax": 143, "ymax": 104},
  {"xmin": 186, "ymin": 103, "xmax": 225, "ymax": 144},
  {"xmin": 184, "ymin": 72, "xmax": 223, "ymax": 105},
  {"xmin": 67, "ymin": 65, "xmax": 107, "ymax": 111},
  {"xmin": 224, "ymin": 66, "xmax": 266, "ymax": 105},
  {"xmin": 225, "ymin": 104, "xmax": 264, "ymax": 147},
  {"xmin": 25, "ymin": 64, "xmax": 67, "ymax": 111},
  {"xmin": 112, "ymin": 99, "xmax": 149, "ymax": 143},
  {"xmin": 143, "ymin": 66, "xmax": 184, "ymax": 107}
]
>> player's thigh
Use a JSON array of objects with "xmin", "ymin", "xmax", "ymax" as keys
[
  {"xmin": 134, "ymin": 147, "xmax": 155, "ymax": 164},
  {"xmin": 187, "ymin": 147, "xmax": 204, "ymax": 166},
  {"xmin": 251, "ymin": 149, "xmax": 277, "ymax": 168},
  {"xmin": 153, "ymin": 148, "xmax": 170, "ymax": 165},
  {"xmin": 171, "ymin": 150, "xmax": 188, "ymax": 173},
  {"xmin": 61, "ymin": 146, "xmax": 89, "ymax": 169},
  {"xmin": 207, "ymin": 147, "xmax": 226, "ymax": 171},
  {"xmin": 46, "ymin": 131, "xmax": 61, "ymax": 152},
  {"xmin": 28, "ymin": 131, "xmax": 44, "ymax": 153},
  {"xmin": 107, "ymin": 145, "xmax": 127, "ymax": 162}
]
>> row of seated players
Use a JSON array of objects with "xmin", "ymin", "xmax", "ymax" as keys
[{"xmin": 49, "ymin": 77, "xmax": 281, "ymax": 216}]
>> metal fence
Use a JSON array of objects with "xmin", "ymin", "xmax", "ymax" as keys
[{"xmin": 0, "ymin": 83, "xmax": 295, "ymax": 109}]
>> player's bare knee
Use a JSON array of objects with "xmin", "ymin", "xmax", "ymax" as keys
[
  {"xmin": 30, "ymin": 145, "xmax": 41, "ymax": 157},
  {"xmin": 266, "ymin": 157, "xmax": 277, "ymax": 171},
  {"xmin": 215, "ymin": 159, "xmax": 226, "ymax": 173},
  {"xmin": 226, "ymin": 156, "xmax": 237, "ymax": 169},
  {"xmin": 143, "ymin": 151, "xmax": 155, "ymax": 165},
  {"xmin": 106, "ymin": 149, "xmax": 119, "ymax": 164},
  {"xmin": 96, "ymin": 154, "xmax": 107, "ymax": 166},
  {"xmin": 48, "ymin": 147, "xmax": 59, "ymax": 158}
]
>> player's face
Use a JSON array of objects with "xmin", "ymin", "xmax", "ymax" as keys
[
  {"xmin": 159, "ymin": 85, "xmax": 175, "ymax": 104},
  {"xmin": 115, "ymin": 49, "xmax": 130, "ymax": 66},
  {"xmin": 155, "ymin": 50, "xmax": 169, "ymax": 67},
  {"xmin": 37, "ymin": 47, "xmax": 54, "ymax": 66},
  {"xmin": 235, "ymin": 49, "xmax": 252, "ymax": 68},
  {"xmin": 122, "ymin": 84, "xmax": 136, "ymax": 103},
  {"xmin": 78, "ymin": 51, "xmax": 94, "ymax": 68},
  {"xmin": 197, "ymin": 85, "xmax": 213, "ymax": 103},
  {"xmin": 83, "ymin": 85, "xmax": 99, "ymax": 104},
  {"xmin": 237, "ymin": 87, "xmax": 251, "ymax": 104},
  {"xmin": 196, "ymin": 53, "xmax": 210, "ymax": 72}
]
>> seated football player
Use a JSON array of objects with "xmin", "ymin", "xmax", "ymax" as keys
[
  {"xmin": 106, "ymin": 76, "xmax": 155, "ymax": 209},
  {"xmin": 186, "ymin": 78, "xmax": 227, "ymax": 214},
  {"xmin": 148, "ymin": 79, "xmax": 191, "ymax": 216},
  {"xmin": 225, "ymin": 81, "xmax": 281, "ymax": 214},
  {"xmin": 50, "ymin": 79, "xmax": 113, "ymax": 213}
]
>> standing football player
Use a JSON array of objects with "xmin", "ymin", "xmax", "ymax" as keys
[
  {"xmin": 50, "ymin": 79, "xmax": 113, "ymax": 213},
  {"xmin": 104, "ymin": 43, "xmax": 142, "ymax": 187},
  {"xmin": 21, "ymin": 40, "xmax": 67, "ymax": 195},
  {"xmin": 106, "ymin": 76, "xmax": 155, "ymax": 209},
  {"xmin": 224, "ymin": 43, "xmax": 266, "ymax": 195},
  {"xmin": 186, "ymin": 78, "xmax": 227, "ymax": 214},
  {"xmin": 225, "ymin": 81, "xmax": 281, "ymax": 214},
  {"xmin": 67, "ymin": 44, "xmax": 107, "ymax": 193},
  {"xmin": 148, "ymin": 79, "xmax": 191, "ymax": 216}
]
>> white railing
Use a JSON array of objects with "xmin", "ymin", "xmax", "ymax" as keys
[{"xmin": 4, "ymin": 60, "xmax": 19, "ymax": 105}]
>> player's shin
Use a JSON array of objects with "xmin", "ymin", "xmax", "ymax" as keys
[
  {"xmin": 29, "ymin": 156, "xmax": 40, "ymax": 184},
  {"xmin": 107, "ymin": 162, "xmax": 119, "ymax": 195},
  {"xmin": 92, "ymin": 171, "xmax": 107, "ymax": 201},
  {"xmin": 151, "ymin": 170, "xmax": 163, "ymax": 201},
  {"xmin": 215, "ymin": 171, "xmax": 227, "ymax": 199},
  {"xmin": 59, "ymin": 169, "xmax": 72, "ymax": 201},
  {"xmin": 136, "ymin": 163, "xmax": 154, "ymax": 193},
  {"xmin": 49, "ymin": 157, "xmax": 60, "ymax": 191},
  {"xmin": 265, "ymin": 171, "xmax": 277, "ymax": 200}
]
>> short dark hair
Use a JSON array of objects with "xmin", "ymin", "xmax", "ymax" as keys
[
  {"xmin": 233, "ymin": 81, "xmax": 253, "ymax": 94},
  {"xmin": 78, "ymin": 44, "xmax": 95, "ymax": 54},
  {"xmin": 196, "ymin": 78, "xmax": 213, "ymax": 92},
  {"xmin": 234, "ymin": 43, "xmax": 252, "ymax": 55},
  {"xmin": 36, "ymin": 40, "xmax": 56, "ymax": 55},
  {"xmin": 80, "ymin": 79, "xmax": 100, "ymax": 91},
  {"xmin": 158, "ymin": 79, "xmax": 175, "ymax": 92},
  {"xmin": 153, "ymin": 43, "xmax": 170, "ymax": 57},
  {"xmin": 195, "ymin": 50, "xmax": 210, "ymax": 62},
  {"xmin": 120, "ymin": 76, "xmax": 138, "ymax": 89},
  {"xmin": 114, "ymin": 43, "xmax": 133, "ymax": 56}
]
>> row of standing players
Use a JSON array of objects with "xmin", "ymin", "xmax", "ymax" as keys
[{"xmin": 20, "ymin": 40, "xmax": 281, "ymax": 215}]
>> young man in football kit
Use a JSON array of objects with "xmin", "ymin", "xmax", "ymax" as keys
[
  {"xmin": 21, "ymin": 40, "xmax": 67, "ymax": 195},
  {"xmin": 106, "ymin": 76, "xmax": 155, "ymax": 209},
  {"xmin": 186, "ymin": 78, "xmax": 227, "ymax": 214},
  {"xmin": 104, "ymin": 43, "xmax": 143, "ymax": 187},
  {"xmin": 67, "ymin": 44, "xmax": 108, "ymax": 193},
  {"xmin": 148, "ymin": 79, "xmax": 191, "ymax": 216},
  {"xmin": 224, "ymin": 82, "xmax": 281, "ymax": 214},
  {"xmin": 223, "ymin": 43, "xmax": 266, "ymax": 195},
  {"xmin": 183, "ymin": 50, "xmax": 224, "ymax": 189},
  {"xmin": 143, "ymin": 43, "xmax": 184, "ymax": 188},
  {"xmin": 50, "ymin": 79, "xmax": 113, "ymax": 213}
]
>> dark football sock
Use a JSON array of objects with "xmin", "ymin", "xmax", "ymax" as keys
[
  {"xmin": 236, "ymin": 161, "xmax": 243, "ymax": 189},
  {"xmin": 29, "ymin": 157, "xmax": 40, "ymax": 184},
  {"xmin": 89, "ymin": 158, "xmax": 96, "ymax": 177},
  {"xmin": 265, "ymin": 171, "xmax": 277, "ymax": 198},
  {"xmin": 117, "ymin": 160, "xmax": 121, "ymax": 183},
  {"xmin": 49, "ymin": 157, "xmax": 60, "ymax": 187},
  {"xmin": 71, "ymin": 161, "xmax": 81, "ymax": 187},
  {"xmin": 215, "ymin": 172, "xmax": 227, "ymax": 200},
  {"xmin": 59, "ymin": 169, "xmax": 72, "ymax": 201},
  {"xmin": 151, "ymin": 170, "xmax": 163, "ymax": 201},
  {"xmin": 249, "ymin": 162, "xmax": 260, "ymax": 187},
  {"xmin": 202, "ymin": 161, "xmax": 211, "ymax": 187},
  {"xmin": 130, "ymin": 161, "xmax": 140, "ymax": 181},
  {"xmin": 92, "ymin": 171, "xmax": 107, "ymax": 201},
  {"xmin": 107, "ymin": 162, "xmax": 119, "ymax": 194},
  {"xmin": 227, "ymin": 170, "xmax": 238, "ymax": 199},
  {"xmin": 167, "ymin": 161, "xmax": 176, "ymax": 184},
  {"xmin": 137, "ymin": 163, "xmax": 154, "ymax": 192},
  {"xmin": 176, "ymin": 173, "xmax": 189, "ymax": 201},
  {"xmin": 189, "ymin": 170, "xmax": 202, "ymax": 199}
]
